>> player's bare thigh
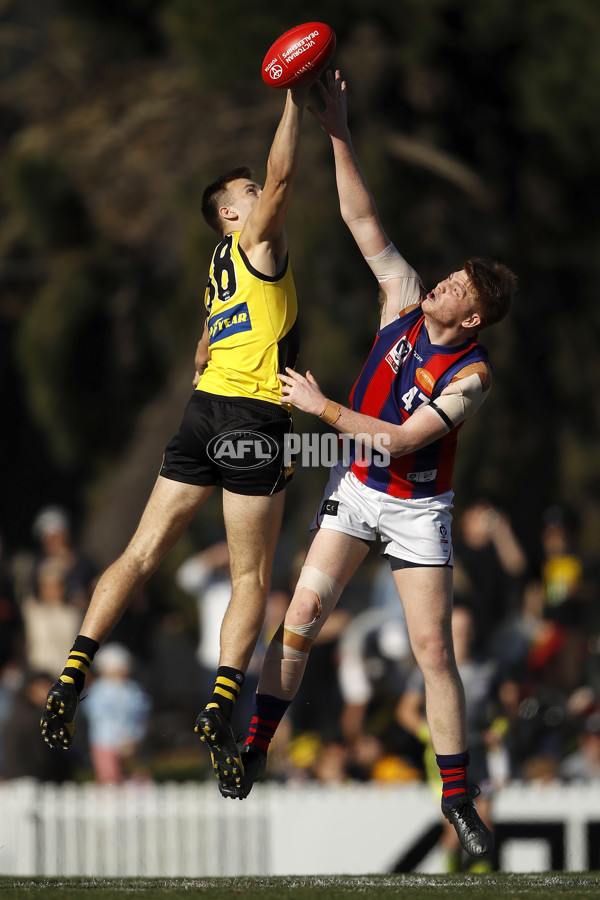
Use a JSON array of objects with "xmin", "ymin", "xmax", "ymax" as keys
[
  {"xmin": 127, "ymin": 475, "xmax": 216, "ymax": 563},
  {"xmin": 222, "ymin": 488, "xmax": 286, "ymax": 585},
  {"xmin": 304, "ymin": 527, "xmax": 370, "ymax": 583},
  {"xmin": 286, "ymin": 528, "xmax": 370, "ymax": 629},
  {"xmin": 392, "ymin": 565, "xmax": 454, "ymax": 658},
  {"xmin": 80, "ymin": 477, "xmax": 216, "ymax": 641}
]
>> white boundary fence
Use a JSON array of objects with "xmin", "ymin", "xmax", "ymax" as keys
[{"xmin": 1, "ymin": 779, "xmax": 599, "ymax": 876}]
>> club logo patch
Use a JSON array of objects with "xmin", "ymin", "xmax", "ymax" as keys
[{"xmin": 385, "ymin": 337, "xmax": 412, "ymax": 374}]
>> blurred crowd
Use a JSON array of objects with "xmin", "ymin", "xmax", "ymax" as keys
[{"xmin": 2, "ymin": 499, "xmax": 600, "ymax": 810}]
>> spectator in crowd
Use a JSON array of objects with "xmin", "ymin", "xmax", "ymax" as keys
[
  {"xmin": 0, "ymin": 665, "xmax": 20, "ymax": 777},
  {"xmin": 82, "ymin": 643, "xmax": 151, "ymax": 784},
  {"xmin": 337, "ymin": 561, "xmax": 416, "ymax": 765},
  {"xmin": 2, "ymin": 670, "xmax": 74, "ymax": 781},
  {"xmin": 560, "ymin": 711, "xmax": 600, "ymax": 780},
  {"xmin": 22, "ymin": 558, "xmax": 83, "ymax": 677},
  {"xmin": 175, "ymin": 541, "xmax": 261, "ymax": 734},
  {"xmin": 487, "ymin": 578, "xmax": 546, "ymax": 678},
  {"xmin": 0, "ymin": 530, "xmax": 24, "ymax": 672},
  {"xmin": 452, "ymin": 500, "xmax": 529, "ymax": 654},
  {"xmin": 522, "ymin": 753, "xmax": 561, "ymax": 785},
  {"xmin": 538, "ymin": 505, "xmax": 585, "ymax": 622},
  {"xmin": 31, "ymin": 505, "xmax": 96, "ymax": 610},
  {"xmin": 310, "ymin": 740, "xmax": 349, "ymax": 784},
  {"xmin": 487, "ymin": 667, "xmax": 571, "ymax": 781}
]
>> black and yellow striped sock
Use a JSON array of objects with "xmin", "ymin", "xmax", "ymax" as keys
[
  {"xmin": 206, "ymin": 666, "xmax": 245, "ymax": 721},
  {"xmin": 59, "ymin": 634, "xmax": 100, "ymax": 695}
]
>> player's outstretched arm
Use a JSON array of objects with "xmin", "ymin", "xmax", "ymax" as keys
[
  {"xmin": 310, "ymin": 70, "xmax": 421, "ymax": 326},
  {"xmin": 276, "ymin": 362, "xmax": 493, "ymax": 456},
  {"xmin": 310, "ymin": 70, "xmax": 389, "ymax": 259},
  {"xmin": 240, "ymin": 80, "xmax": 314, "ymax": 268},
  {"xmin": 278, "ymin": 367, "xmax": 449, "ymax": 457}
]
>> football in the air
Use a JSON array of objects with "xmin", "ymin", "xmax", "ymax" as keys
[{"xmin": 262, "ymin": 22, "xmax": 336, "ymax": 89}]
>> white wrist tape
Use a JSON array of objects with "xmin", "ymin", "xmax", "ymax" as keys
[
  {"xmin": 364, "ymin": 243, "xmax": 420, "ymax": 283},
  {"xmin": 429, "ymin": 373, "xmax": 489, "ymax": 429}
]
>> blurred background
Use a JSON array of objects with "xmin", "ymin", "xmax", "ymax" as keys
[{"xmin": 1, "ymin": 0, "xmax": 600, "ymax": 863}]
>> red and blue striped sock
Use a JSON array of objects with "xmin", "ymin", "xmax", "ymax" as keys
[
  {"xmin": 245, "ymin": 693, "xmax": 290, "ymax": 756},
  {"xmin": 436, "ymin": 750, "xmax": 470, "ymax": 804}
]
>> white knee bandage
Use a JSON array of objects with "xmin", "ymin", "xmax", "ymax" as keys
[
  {"xmin": 256, "ymin": 566, "xmax": 343, "ymax": 701},
  {"xmin": 289, "ymin": 565, "xmax": 343, "ymax": 638}
]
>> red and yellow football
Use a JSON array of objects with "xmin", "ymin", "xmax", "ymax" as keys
[{"xmin": 262, "ymin": 22, "xmax": 336, "ymax": 89}]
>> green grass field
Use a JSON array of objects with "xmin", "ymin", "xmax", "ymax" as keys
[{"xmin": 2, "ymin": 874, "xmax": 600, "ymax": 899}]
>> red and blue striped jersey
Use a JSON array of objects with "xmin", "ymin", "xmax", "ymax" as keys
[{"xmin": 349, "ymin": 306, "xmax": 489, "ymax": 498}]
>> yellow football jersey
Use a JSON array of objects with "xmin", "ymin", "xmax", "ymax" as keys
[{"xmin": 196, "ymin": 232, "xmax": 299, "ymax": 404}]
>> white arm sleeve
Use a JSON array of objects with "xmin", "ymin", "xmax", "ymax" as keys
[
  {"xmin": 427, "ymin": 373, "xmax": 490, "ymax": 430},
  {"xmin": 364, "ymin": 243, "xmax": 422, "ymax": 311}
]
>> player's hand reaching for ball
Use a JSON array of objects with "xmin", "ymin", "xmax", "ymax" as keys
[
  {"xmin": 308, "ymin": 69, "xmax": 349, "ymax": 140},
  {"xmin": 289, "ymin": 78, "xmax": 316, "ymax": 105},
  {"xmin": 278, "ymin": 367, "xmax": 326, "ymax": 415}
]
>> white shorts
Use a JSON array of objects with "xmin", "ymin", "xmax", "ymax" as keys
[{"xmin": 311, "ymin": 461, "xmax": 454, "ymax": 567}]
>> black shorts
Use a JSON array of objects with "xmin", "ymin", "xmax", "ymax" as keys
[{"xmin": 160, "ymin": 390, "xmax": 295, "ymax": 496}]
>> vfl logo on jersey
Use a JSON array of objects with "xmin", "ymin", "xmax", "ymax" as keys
[
  {"xmin": 385, "ymin": 337, "xmax": 412, "ymax": 374},
  {"xmin": 208, "ymin": 302, "xmax": 252, "ymax": 345},
  {"xmin": 207, "ymin": 430, "xmax": 279, "ymax": 470}
]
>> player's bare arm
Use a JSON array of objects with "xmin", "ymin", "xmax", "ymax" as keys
[
  {"xmin": 278, "ymin": 367, "xmax": 449, "ymax": 457},
  {"xmin": 310, "ymin": 70, "xmax": 389, "ymax": 258},
  {"xmin": 239, "ymin": 82, "xmax": 313, "ymax": 275},
  {"xmin": 310, "ymin": 70, "xmax": 422, "ymax": 328}
]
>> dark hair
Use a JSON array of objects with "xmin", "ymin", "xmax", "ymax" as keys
[
  {"xmin": 201, "ymin": 166, "xmax": 252, "ymax": 233},
  {"xmin": 464, "ymin": 257, "xmax": 517, "ymax": 329}
]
